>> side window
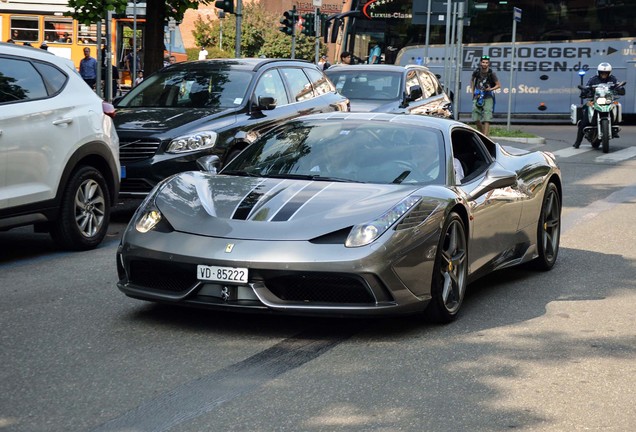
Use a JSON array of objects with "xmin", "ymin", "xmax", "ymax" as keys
[
  {"xmin": 417, "ymin": 71, "xmax": 437, "ymax": 98},
  {"xmin": 304, "ymin": 67, "xmax": 334, "ymax": 95},
  {"xmin": 254, "ymin": 69, "xmax": 289, "ymax": 106},
  {"xmin": 451, "ymin": 128, "xmax": 492, "ymax": 184},
  {"xmin": 405, "ymin": 70, "xmax": 420, "ymax": 98},
  {"xmin": 280, "ymin": 67, "xmax": 315, "ymax": 102},
  {"xmin": 0, "ymin": 57, "xmax": 48, "ymax": 103},
  {"xmin": 33, "ymin": 62, "xmax": 68, "ymax": 96}
]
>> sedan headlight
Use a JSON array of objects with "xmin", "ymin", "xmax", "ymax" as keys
[
  {"xmin": 166, "ymin": 131, "xmax": 217, "ymax": 153},
  {"xmin": 346, "ymin": 195, "xmax": 422, "ymax": 248}
]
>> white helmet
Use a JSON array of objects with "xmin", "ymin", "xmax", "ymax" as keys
[{"xmin": 597, "ymin": 62, "xmax": 612, "ymax": 76}]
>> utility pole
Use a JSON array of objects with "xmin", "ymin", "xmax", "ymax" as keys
[{"xmin": 235, "ymin": 0, "xmax": 242, "ymax": 58}]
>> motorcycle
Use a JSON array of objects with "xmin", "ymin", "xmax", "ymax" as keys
[{"xmin": 572, "ymin": 81, "xmax": 626, "ymax": 153}]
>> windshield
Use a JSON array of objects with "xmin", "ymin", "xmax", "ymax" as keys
[
  {"xmin": 222, "ymin": 119, "xmax": 446, "ymax": 185},
  {"xmin": 117, "ymin": 67, "xmax": 252, "ymax": 109},
  {"xmin": 325, "ymin": 70, "xmax": 402, "ymax": 101}
]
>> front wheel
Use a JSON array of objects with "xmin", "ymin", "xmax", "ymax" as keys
[
  {"xmin": 424, "ymin": 212, "xmax": 468, "ymax": 323},
  {"xmin": 600, "ymin": 117, "xmax": 610, "ymax": 153},
  {"xmin": 530, "ymin": 182, "xmax": 561, "ymax": 270},
  {"xmin": 50, "ymin": 166, "xmax": 111, "ymax": 250}
]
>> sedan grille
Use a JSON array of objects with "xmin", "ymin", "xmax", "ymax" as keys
[
  {"xmin": 119, "ymin": 139, "xmax": 162, "ymax": 163},
  {"xmin": 263, "ymin": 273, "xmax": 376, "ymax": 304},
  {"xmin": 120, "ymin": 178, "xmax": 155, "ymax": 196},
  {"xmin": 128, "ymin": 260, "xmax": 197, "ymax": 293}
]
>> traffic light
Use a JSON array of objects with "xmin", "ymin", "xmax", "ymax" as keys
[
  {"xmin": 467, "ymin": 0, "xmax": 491, "ymax": 17},
  {"xmin": 301, "ymin": 13, "xmax": 315, "ymax": 37},
  {"xmin": 279, "ymin": 8, "xmax": 297, "ymax": 36},
  {"xmin": 214, "ymin": 0, "xmax": 234, "ymax": 14}
]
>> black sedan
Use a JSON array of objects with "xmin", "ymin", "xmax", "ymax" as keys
[
  {"xmin": 117, "ymin": 113, "xmax": 562, "ymax": 323},
  {"xmin": 114, "ymin": 58, "xmax": 349, "ymax": 197}
]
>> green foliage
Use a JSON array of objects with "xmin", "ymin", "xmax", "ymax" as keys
[
  {"xmin": 65, "ymin": 0, "xmax": 208, "ymax": 26},
  {"xmin": 192, "ymin": 2, "xmax": 327, "ymax": 60},
  {"xmin": 65, "ymin": 0, "xmax": 127, "ymax": 25}
]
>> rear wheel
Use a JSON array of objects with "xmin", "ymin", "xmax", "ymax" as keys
[
  {"xmin": 50, "ymin": 166, "xmax": 110, "ymax": 250},
  {"xmin": 601, "ymin": 117, "xmax": 610, "ymax": 153},
  {"xmin": 530, "ymin": 182, "xmax": 561, "ymax": 270},
  {"xmin": 425, "ymin": 212, "xmax": 467, "ymax": 323}
]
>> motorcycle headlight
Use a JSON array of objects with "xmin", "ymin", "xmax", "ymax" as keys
[
  {"xmin": 346, "ymin": 195, "xmax": 422, "ymax": 248},
  {"xmin": 596, "ymin": 97, "xmax": 611, "ymax": 105},
  {"xmin": 166, "ymin": 131, "xmax": 217, "ymax": 153}
]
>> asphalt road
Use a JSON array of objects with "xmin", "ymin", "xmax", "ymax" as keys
[{"xmin": 1, "ymin": 125, "xmax": 635, "ymax": 432}]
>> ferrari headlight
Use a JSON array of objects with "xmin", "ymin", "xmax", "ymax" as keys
[
  {"xmin": 136, "ymin": 209, "xmax": 162, "ymax": 233},
  {"xmin": 166, "ymin": 131, "xmax": 217, "ymax": 153},
  {"xmin": 346, "ymin": 195, "xmax": 422, "ymax": 248},
  {"xmin": 131, "ymin": 177, "xmax": 171, "ymax": 233}
]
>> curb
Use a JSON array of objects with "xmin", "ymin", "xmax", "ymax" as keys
[{"xmin": 494, "ymin": 136, "xmax": 546, "ymax": 145}]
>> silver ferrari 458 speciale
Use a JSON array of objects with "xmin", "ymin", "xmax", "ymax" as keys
[{"xmin": 117, "ymin": 113, "xmax": 562, "ymax": 322}]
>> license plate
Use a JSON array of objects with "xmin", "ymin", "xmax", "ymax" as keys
[
  {"xmin": 120, "ymin": 166, "xmax": 126, "ymax": 179},
  {"xmin": 197, "ymin": 265, "xmax": 248, "ymax": 284}
]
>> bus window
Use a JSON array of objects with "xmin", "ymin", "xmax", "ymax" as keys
[
  {"xmin": 77, "ymin": 22, "xmax": 106, "ymax": 45},
  {"xmin": 44, "ymin": 18, "xmax": 73, "ymax": 44},
  {"xmin": 10, "ymin": 17, "xmax": 39, "ymax": 43}
]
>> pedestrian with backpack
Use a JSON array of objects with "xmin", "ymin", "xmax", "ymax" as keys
[{"xmin": 470, "ymin": 55, "xmax": 501, "ymax": 136}]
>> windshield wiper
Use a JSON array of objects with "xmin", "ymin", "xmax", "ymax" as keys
[
  {"xmin": 392, "ymin": 170, "xmax": 411, "ymax": 184},
  {"xmin": 221, "ymin": 169, "xmax": 261, "ymax": 177},
  {"xmin": 264, "ymin": 173, "xmax": 362, "ymax": 183}
]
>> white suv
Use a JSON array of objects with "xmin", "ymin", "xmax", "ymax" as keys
[{"xmin": 0, "ymin": 43, "xmax": 120, "ymax": 250}]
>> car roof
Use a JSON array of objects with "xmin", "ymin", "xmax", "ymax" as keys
[
  {"xmin": 0, "ymin": 41, "xmax": 76, "ymax": 68},
  {"xmin": 326, "ymin": 64, "xmax": 433, "ymax": 74},
  {"xmin": 171, "ymin": 57, "xmax": 314, "ymax": 72},
  {"xmin": 288, "ymin": 111, "xmax": 464, "ymax": 129}
]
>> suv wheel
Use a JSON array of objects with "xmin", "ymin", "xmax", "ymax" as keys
[{"xmin": 50, "ymin": 166, "xmax": 111, "ymax": 250}]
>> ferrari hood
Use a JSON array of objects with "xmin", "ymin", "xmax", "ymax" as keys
[
  {"xmin": 114, "ymin": 107, "xmax": 232, "ymax": 131},
  {"xmin": 154, "ymin": 171, "xmax": 421, "ymax": 241}
]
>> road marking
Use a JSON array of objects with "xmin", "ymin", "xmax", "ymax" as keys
[
  {"xmin": 562, "ymin": 183, "xmax": 636, "ymax": 234},
  {"xmin": 595, "ymin": 147, "xmax": 636, "ymax": 163},
  {"xmin": 553, "ymin": 147, "xmax": 594, "ymax": 158}
]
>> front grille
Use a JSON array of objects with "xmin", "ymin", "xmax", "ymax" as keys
[
  {"xmin": 263, "ymin": 273, "xmax": 375, "ymax": 304},
  {"xmin": 120, "ymin": 178, "xmax": 155, "ymax": 196},
  {"xmin": 119, "ymin": 139, "xmax": 162, "ymax": 163},
  {"xmin": 128, "ymin": 260, "xmax": 197, "ymax": 293}
]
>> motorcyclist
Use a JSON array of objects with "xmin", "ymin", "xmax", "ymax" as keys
[{"xmin": 573, "ymin": 62, "xmax": 625, "ymax": 148}]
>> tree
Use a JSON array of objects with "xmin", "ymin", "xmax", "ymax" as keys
[
  {"xmin": 66, "ymin": 0, "xmax": 210, "ymax": 75},
  {"xmin": 192, "ymin": 2, "xmax": 326, "ymax": 60}
]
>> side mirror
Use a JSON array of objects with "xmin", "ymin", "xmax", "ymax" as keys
[
  {"xmin": 257, "ymin": 96, "xmax": 277, "ymax": 111},
  {"xmin": 196, "ymin": 155, "xmax": 221, "ymax": 173},
  {"xmin": 406, "ymin": 85, "xmax": 423, "ymax": 102},
  {"xmin": 470, "ymin": 167, "xmax": 517, "ymax": 199}
]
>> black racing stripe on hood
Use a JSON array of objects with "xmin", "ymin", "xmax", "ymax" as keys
[
  {"xmin": 271, "ymin": 182, "xmax": 329, "ymax": 222},
  {"xmin": 233, "ymin": 180, "xmax": 284, "ymax": 220}
]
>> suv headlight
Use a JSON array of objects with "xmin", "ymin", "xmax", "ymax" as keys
[{"xmin": 166, "ymin": 131, "xmax": 217, "ymax": 153}]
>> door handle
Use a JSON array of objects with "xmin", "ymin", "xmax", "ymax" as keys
[{"xmin": 52, "ymin": 118, "xmax": 73, "ymax": 126}]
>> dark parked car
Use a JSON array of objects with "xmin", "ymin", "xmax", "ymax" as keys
[
  {"xmin": 113, "ymin": 58, "xmax": 349, "ymax": 197},
  {"xmin": 325, "ymin": 64, "xmax": 452, "ymax": 117}
]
